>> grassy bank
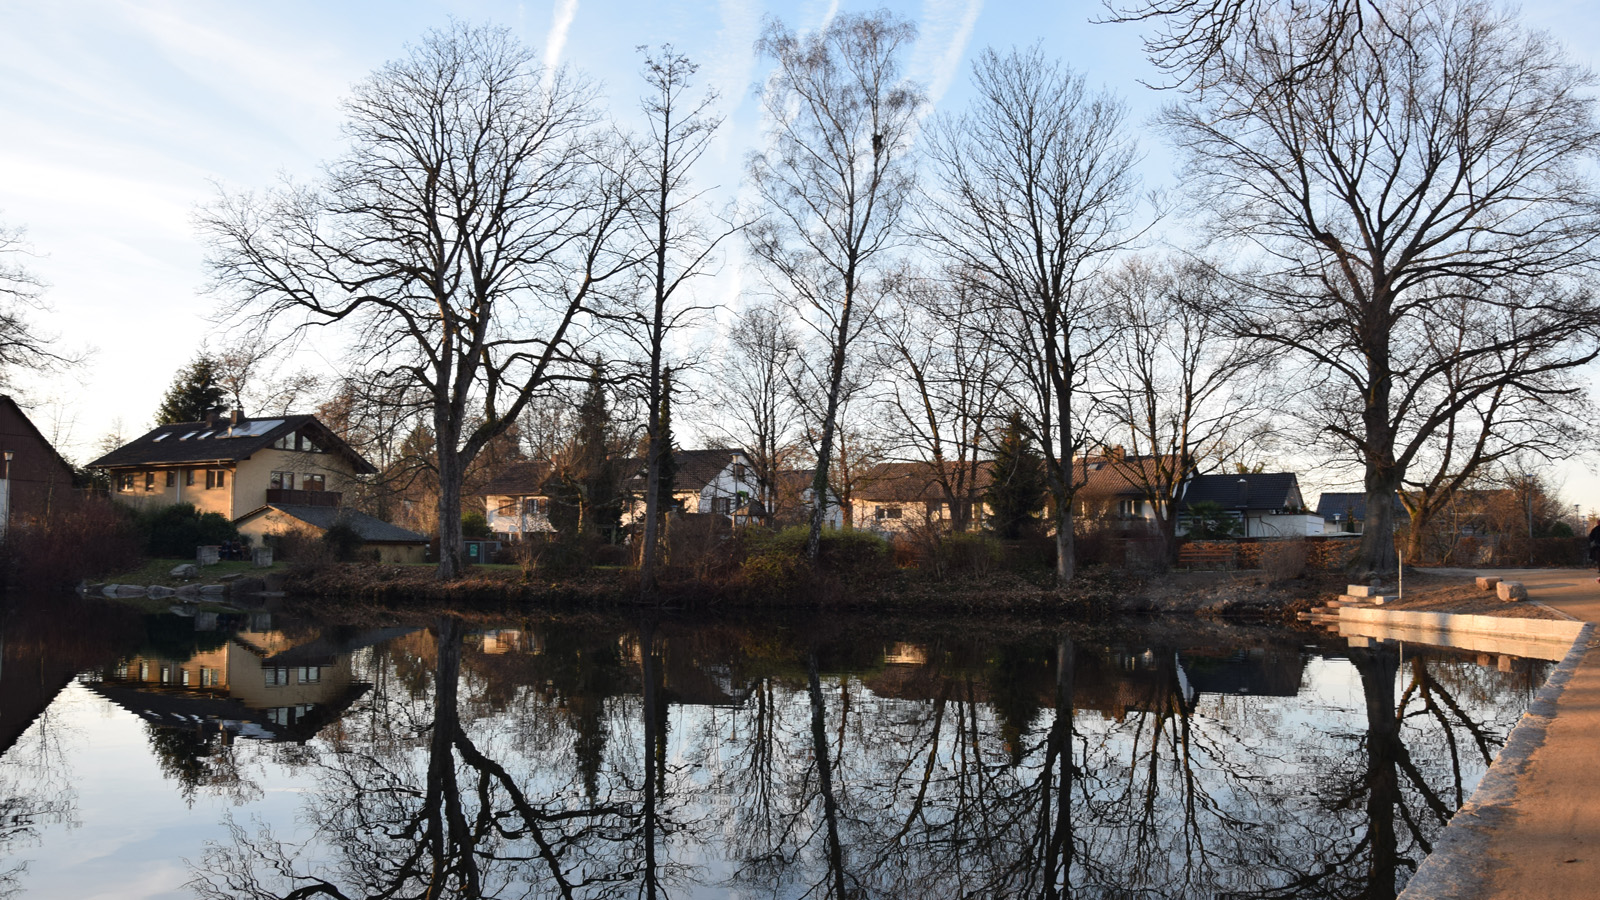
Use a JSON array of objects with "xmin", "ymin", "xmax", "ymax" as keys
[
  {"xmin": 275, "ymin": 559, "xmax": 1350, "ymax": 621},
  {"xmin": 100, "ymin": 557, "xmax": 285, "ymax": 588}
]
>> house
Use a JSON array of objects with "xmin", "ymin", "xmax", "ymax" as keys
[
  {"xmin": 91, "ymin": 410, "xmax": 377, "ymax": 520},
  {"xmin": 1177, "ymin": 472, "xmax": 1324, "ymax": 538},
  {"xmin": 623, "ymin": 448, "xmax": 769, "ymax": 526},
  {"xmin": 234, "ymin": 504, "xmax": 429, "ymax": 564},
  {"xmin": 482, "ymin": 460, "xmax": 559, "ymax": 540},
  {"xmin": 854, "ymin": 461, "xmax": 989, "ymax": 534},
  {"xmin": 779, "ymin": 469, "xmax": 845, "ymax": 530},
  {"xmin": 1316, "ymin": 491, "xmax": 1407, "ymax": 534},
  {"xmin": 90, "ymin": 410, "xmax": 426, "ymax": 557},
  {"xmin": 1074, "ymin": 451, "xmax": 1184, "ymax": 524},
  {"xmin": 0, "ymin": 395, "xmax": 75, "ymax": 530},
  {"xmin": 483, "ymin": 449, "xmax": 772, "ymax": 541}
]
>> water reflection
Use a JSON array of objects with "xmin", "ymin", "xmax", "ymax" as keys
[{"xmin": 0, "ymin": 602, "xmax": 1552, "ymax": 899}]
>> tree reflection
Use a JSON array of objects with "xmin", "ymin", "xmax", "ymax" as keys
[{"xmin": 178, "ymin": 615, "xmax": 1544, "ymax": 900}]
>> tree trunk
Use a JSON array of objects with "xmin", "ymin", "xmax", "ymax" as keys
[
  {"xmin": 1356, "ymin": 469, "xmax": 1402, "ymax": 579},
  {"xmin": 435, "ymin": 447, "xmax": 466, "ymax": 580},
  {"xmin": 640, "ymin": 411, "xmax": 663, "ymax": 596},
  {"xmin": 1054, "ymin": 506, "xmax": 1076, "ymax": 584},
  {"xmin": 1354, "ymin": 643, "xmax": 1402, "ymax": 900},
  {"xmin": 806, "ymin": 300, "xmax": 853, "ymax": 561}
]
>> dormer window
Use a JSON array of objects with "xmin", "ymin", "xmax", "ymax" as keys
[{"xmin": 732, "ymin": 463, "xmax": 747, "ymax": 481}]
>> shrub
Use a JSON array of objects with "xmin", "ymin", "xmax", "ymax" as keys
[
  {"xmin": 321, "ymin": 522, "xmax": 367, "ymax": 562},
  {"xmin": 137, "ymin": 503, "xmax": 240, "ymax": 558},
  {"xmin": 462, "ymin": 510, "xmax": 492, "ymax": 539},
  {"xmin": 0, "ymin": 497, "xmax": 143, "ymax": 592},
  {"xmin": 742, "ymin": 526, "xmax": 889, "ymax": 588}
]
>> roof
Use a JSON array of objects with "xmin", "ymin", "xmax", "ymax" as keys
[
  {"xmin": 1077, "ymin": 454, "xmax": 1182, "ymax": 499},
  {"xmin": 480, "ymin": 460, "xmax": 556, "ymax": 496},
  {"xmin": 645, "ymin": 447, "xmax": 751, "ymax": 494},
  {"xmin": 855, "ymin": 461, "xmax": 992, "ymax": 503},
  {"xmin": 1315, "ymin": 491, "xmax": 1406, "ymax": 520},
  {"xmin": 1180, "ymin": 473, "xmax": 1302, "ymax": 512},
  {"xmin": 238, "ymin": 504, "xmax": 429, "ymax": 544},
  {"xmin": 88, "ymin": 413, "xmax": 376, "ymax": 474},
  {"xmin": 0, "ymin": 394, "xmax": 74, "ymax": 476}
]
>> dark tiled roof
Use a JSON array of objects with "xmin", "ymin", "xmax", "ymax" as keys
[
  {"xmin": 1315, "ymin": 491, "xmax": 1406, "ymax": 521},
  {"xmin": 88, "ymin": 414, "xmax": 376, "ymax": 474},
  {"xmin": 1180, "ymin": 473, "xmax": 1302, "ymax": 511},
  {"xmin": 658, "ymin": 448, "xmax": 748, "ymax": 493},
  {"xmin": 479, "ymin": 460, "xmax": 556, "ymax": 496},
  {"xmin": 240, "ymin": 504, "xmax": 428, "ymax": 544}
]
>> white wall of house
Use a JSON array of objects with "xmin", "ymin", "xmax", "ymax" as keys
[{"xmin": 486, "ymin": 494, "xmax": 556, "ymax": 540}]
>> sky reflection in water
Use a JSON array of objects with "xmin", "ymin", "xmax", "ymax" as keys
[{"xmin": 0, "ymin": 598, "xmax": 1550, "ymax": 899}]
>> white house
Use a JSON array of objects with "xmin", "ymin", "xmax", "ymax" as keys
[{"xmin": 1177, "ymin": 473, "xmax": 1324, "ymax": 538}]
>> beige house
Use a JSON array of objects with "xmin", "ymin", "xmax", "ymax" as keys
[{"xmin": 91, "ymin": 411, "xmax": 426, "ymax": 561}]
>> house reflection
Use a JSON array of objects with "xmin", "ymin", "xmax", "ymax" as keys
[{"xmin": 84, "ymin": 619, "xmax": 414, "ymax": 742}]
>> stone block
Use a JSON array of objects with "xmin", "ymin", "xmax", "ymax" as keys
[
  {"xmin": 1496, "ymin": 581, "xmax": 1528, "ymax": 602},
  {"xmin": 197, "ymin": 545, "xmax": 220, "ymax": 566},
  {"xmin": 1347, "ymin": 585, "xmax": 1383, "ymax": 597},
  {"xmin": 199, "ymin": 584, "xmax": 227, "ymax": 595},
  {"xmin": 1476, "ymin": 576, "xmax": 1502, "ymax": 591},
  {"xmin": 218, "ymin": 573, "xmax": 243, "ymax": 582},
  {"xmin": 169, "ymin": 563, "xmax": 199, "ymax": 579},
  {"xmin": 146, "ymin": 585, "xmax": 175, "ymax": 599},
  {"xmin": 253, "ymin": 547, "xmax": 273, "ymax": 568}
]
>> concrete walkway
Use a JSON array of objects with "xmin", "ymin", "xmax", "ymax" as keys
[{"xmin": 1404, "ymin": 567, "xmax": 1600, "ymax": 899}]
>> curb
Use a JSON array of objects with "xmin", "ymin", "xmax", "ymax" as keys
[{"xmin": 1397, "ymin": 617, "xmax": 1595, "ymax": 899}]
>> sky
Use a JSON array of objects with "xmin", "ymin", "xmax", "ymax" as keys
[{"xmin": 3, "ymin": 0, "xmax": 1600, "ymax": 511}]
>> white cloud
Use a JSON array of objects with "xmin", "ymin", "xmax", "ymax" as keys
[
  {"xmin": 543, "ymin": 0, "xmax": 580, "ymax": 84},
  {"xmin": 911, "ymin": 0, "xmax": 983, "ymax": 108}
]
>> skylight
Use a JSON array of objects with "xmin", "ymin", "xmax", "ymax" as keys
[{"xmin": 152, "ymin": 433, "xmax": 169, "ymax": 442}]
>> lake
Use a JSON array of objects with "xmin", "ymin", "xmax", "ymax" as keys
[{"xmin": 0, "ymin": 597, "xmax": 1550, "ymax": 899}]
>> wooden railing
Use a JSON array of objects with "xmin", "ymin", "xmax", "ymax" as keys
[{"xmin": 266, "ymin": 488, "xmax": 342, "ymax": 507}]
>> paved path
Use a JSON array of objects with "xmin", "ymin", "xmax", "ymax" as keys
[{"xmin": 1414, "ymin": 567, "xmax": 1600, "ymax": 899}]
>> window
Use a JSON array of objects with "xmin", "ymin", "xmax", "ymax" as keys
[
  {"xmin": 200, "ymin": 668, "xmax": 218, "ymax": 687},
  {"xmin": 185, "ymin": 469, "xmax": 195, "ymax": 486},
  {"xmin": 139, "ymin": 661, "xmax": 149, "ymax": 680},
  {"xmin": 878, "ymin": 506, "xmax": 902, "ymax": 520},
  {"xmin": 274, "ymin": 433, "xmax": 294, "ymax": 450},
  {"xmin": 712, "ymin": 497, "xmax": 734, "ymax": 516},
  {"xmin": 270, "ymin": 471, "xmax": 296, "ymax": 491},
  {"xmin": 926, "ymin": 500, "xmax": 944, "ymax": 517},
  {"xmin": 521, "ymin": 497, "xmax": 546, "ymax": 517},
  {"xmin": 117, "ymin": 473, "xmax": 135, "ymax": 492},
  {"xmin": 159, "ymin": 665, "xmax": 171, "ymax": 684},
  {"xmin": 732, "ymin": 463, "xmax": 747, "ymax": 481},
  {"xmin": 144, "ymin": 471, "xmax": 156, "ymax": 492},
  {"xmin": 1118, "ymin": 499, "xmax": 1144, "ymax": 518},
  {"xmin": 297, "ymin": 666, "xmax": 321, "ymax": 684},
  {"xmin": 302, "ymin": 474, "xmax": 325, "ymax": 492},
  {"xmin": 264, "ymin": 667, "xmax": 290, "ymax": 687},
  {"xmin": 180, "ymin": 668, "xmax": 190, "ymax": 686},
  {"xmin": 206, "ymin": 469, "xmax": 227, "ymax": 489},
  {"xmin": 165, "ymin": 471, "xmax": 176, "ymax": 488}
]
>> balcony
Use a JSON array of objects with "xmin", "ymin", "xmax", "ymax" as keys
[{"xmin": 266, "ymin": 489, "xmax": 342, "ymax": 508}]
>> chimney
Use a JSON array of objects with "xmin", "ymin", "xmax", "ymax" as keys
[{"xmin": 231, "ymin": 408, "xmax": 245, "ymax": 426}]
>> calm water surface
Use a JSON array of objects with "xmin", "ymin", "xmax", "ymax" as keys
[{"xmin": 0, "ymin": 598, "xmax": 1550, "ymax": 899}]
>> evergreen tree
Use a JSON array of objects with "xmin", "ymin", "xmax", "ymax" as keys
[
  {"xmin": 654, "ymin": 367, "xmax": 677, "ymax": 512},
  {"xmin": 156, "ymin": 355, "xmax": 228, "ymax": 425},
  {"xmin": 986, "ymin": 412, "xmax": 1047, "ymax": 539},
  {"xmin": 554, "ymin": 365, "xmax": 623, "ymax": 540}
]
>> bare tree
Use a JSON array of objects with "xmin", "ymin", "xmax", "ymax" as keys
[
  {"xmin": 1092, "ymin": 256, "xmax": 1269, "ymax": 562},
  {"xmin": 701, "ymin": 300, "xmax": 802, "ymax": 520},
  {"xmin": 200, "ymin": 23, "xmax": 635, "ymax": 579},
  {"xmin": 746, "ymin": 11, "xmax": 924, "ymax": 560},
  {"xmin": 923, "ymin": 45, "xmax": 1141, "ymax": 582},
  {"xmin": 613, "ymin": 46, "xmax": 733, "ymax": 594},
  {"xmin": 1398, "ymin": 291, "xmax": 1593, "ymax": 563},
  {"xmin": 0, "ymin": 218, "xmax": 78, "ymax": 389},
  {"xmin": 1161, "ymin": 0, "xmax": 1600, "ymax": 576},
  {"xmin": 872, "ymin": 268, "xmax": 1010, "ymax": 531}
]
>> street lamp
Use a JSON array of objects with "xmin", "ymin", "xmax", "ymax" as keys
[{"xmin": 1522, "ymin": 473, "xmax": 1534, "ymax": 566}]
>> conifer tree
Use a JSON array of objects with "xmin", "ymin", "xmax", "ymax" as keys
[
  {"xmin": 986, "ymin": 412, "xmax": 1047, "ymax": 539},
  {"xmin": 553, "ymin": 365, "xmax": 623, "ymax": 540},
  {"xmin": 654, "ymin": 367, "xmax": 677, "ymax": 511},
  {"xmin": 156, "ymin": 355, "xmax": 229, "ymax": 425}
]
